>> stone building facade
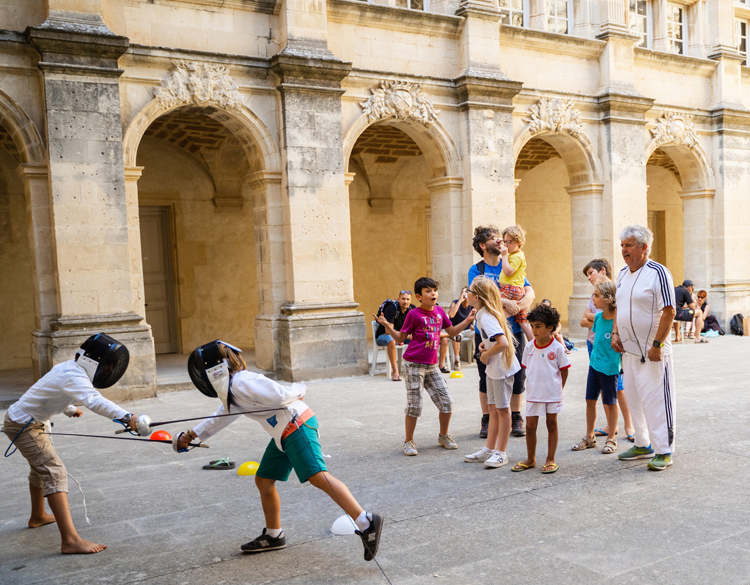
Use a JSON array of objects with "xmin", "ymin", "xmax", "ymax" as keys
[{"xmin": 0, "ymin": 0, "xmax": 748, "ymax": 396}]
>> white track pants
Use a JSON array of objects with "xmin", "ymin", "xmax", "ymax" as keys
[{"xmin": 621, "ymin": 353, "xmax": 675, "ymax": 455}]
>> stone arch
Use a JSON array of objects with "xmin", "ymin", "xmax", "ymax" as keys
[
  {"xmin": 122, "ymin": 98, "xmax": 280, "ymax": 173},
  {"xmin": 343, "ymin": 114, "xmax": 462, "ymax": 179},
  {"xmin": 513, "ymin": 127, "xmax": 603, "ymax": 187},
  {"xmin": 645, "ymin": 139, "xmax": 714, "ymax": 192},
  {"xmin": 0, "ymin": 90, "xmax": 46, "ymax": 165}
]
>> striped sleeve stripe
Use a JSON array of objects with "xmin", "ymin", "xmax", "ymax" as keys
[{"xmin": 647, "ymin": 261, "xmax": 675, "ymax": 307}]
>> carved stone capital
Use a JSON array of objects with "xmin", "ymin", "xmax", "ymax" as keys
[
  {"xmin": 154, "ymin": 61, "xmax": 244, "ymax": 112},
  {"xmin": 360, "ymin": 80, "xmax": 439, "ymax": 126},
  {"xmin": 651, "ymin": 112, "xmax": 698, "ymax": 148},
  {"xmin": 526, "ymin": 98, "xmax": 583, "ymax": 138}
]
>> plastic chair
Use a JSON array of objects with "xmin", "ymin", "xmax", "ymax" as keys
[
  {"xmin": 448, "ymin": 330, "xmax": 475, "ymax": 368},
  {"xmin": 370, "ymin": 321, "xmax": 406, "ymax": 377}
]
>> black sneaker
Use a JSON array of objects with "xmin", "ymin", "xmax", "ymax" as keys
[
  {"xmin": 355, "ymin": 513, "xmax": 384, "ymax": 561},
  {"xmin": 240, "ymin": 529, "xmax": 287, "ymax": 553},
  {"xmin": 512, "ymin": 417, "xmax": 526, "ymax": 437},
  {"xmin": 479, "ymin": 415, "xmax": 489, "ymax": 439}
]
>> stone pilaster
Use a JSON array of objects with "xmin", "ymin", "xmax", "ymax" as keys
[
  {"xmin": 27, "ymin": 19, "xmax": 156, "ymax": 396},
  {"xmin": 680, "ymin": 188, "xmax": 715, "ymax": 290},
  {"xmin": 425, "ymin": 176, "xmax": 464, "ymax": 298}
]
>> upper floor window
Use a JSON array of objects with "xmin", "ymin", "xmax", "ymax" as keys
[
  {"xmin": 738, "ymin": 19, "xmax": 748, "ymax": 65},
  {"xmin": 547, "ymin": 0, "xmax": 569, "ymax": 33},
  {"xmin": 629, "ymin": 0, "xmax": 649, "ymax": 47},
  {"xmin": 396, "ymin": 0, "xmax": 428, "ymax": 9},
  {"xmin": 666, "ymin": 3, "xmax": 684, "ymax": 54},
  {"xmin": 500, "ymin": 0, "xmax": 526, "ymax": 26}
]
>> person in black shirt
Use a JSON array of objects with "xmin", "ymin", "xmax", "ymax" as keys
[
  {"xmin": 448, "ymin": 286, "xmax": 474, "ymax": 371},
  {"xmin": 673, "ymin": 279, "xmax": 708, "ymax": 344},
  {"xmin": 375, "ymin": 291, "xmax": 415, "ymax": 381}
]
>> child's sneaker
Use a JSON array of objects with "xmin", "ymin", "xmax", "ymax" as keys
[
  {"xmin": 484, "ymin": 451, "xmax": 508, "ymax": 468},
  {"xmin": 572, "ymin": 436, "xmax": 596, "ymax": 451},
  {"xmin": 355, "ymin": 513, "xmax": 384, "ymax": 561},
  {"xmin": 438, "ymin": 434, "xmax": 458, "ymax": 449},
  {"xmin": 240, "ymin": 529, "xmax": 286, "ymax": 553},
  {"xmin": 647, "ymin": 453, "xmax": 673, "ymax": 471},
  {"xmin": 511, "ymin": 416, "xmax": 526, "ymax": 437},
  {"xmin": 618, "ymin": 444, "xmax": 655, "ymax": 460},
  {"xmin": 403, "ymin": 440, "xmax": 418, "ymax": 456},
  {"xmin": 464, "ymin": 447, "xmax": 492, "ymax": 463}
]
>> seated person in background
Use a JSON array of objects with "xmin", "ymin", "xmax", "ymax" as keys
[
  {"xmin": 541, "ymin": 299, "xmax": 566, "ymax": 351},
  {"xmin": 695, "ymin": 289, "xmax": 709, "ymax": 335},
  {"xmin": 448, "ymin": 286, "xmax": 474, "ymax": 371},
  {"xmin": 375, "ymin": 291, "xmax": 415, "ymax": 381},
  {"xmin": 673, "ymin": 279, "xmax": 708, "ymax": 344}
]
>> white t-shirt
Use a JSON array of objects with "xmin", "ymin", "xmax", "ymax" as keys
[
  {"xmin": 475, "ymin": 308, "xmax": 521, "ymax": 380},
  {"xmin": 615, "ymin": 260, "xmax": 675, "ymax": 358},
  {"xmin": 521, "ymin": 338, "xmax": 571, "ymax": 403}
]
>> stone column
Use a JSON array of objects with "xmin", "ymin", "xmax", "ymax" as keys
[
  {"xmin": 651, "ymin": 0, "xmax": 669, "ymax": 52},
  {"xmin": 566, "ymin": 184, "xmax": 606, "ymax": 338},
  {"xmin": 426, "ymin": 177, "xmax": 464, "ymax": 298},
  {"xmin": 680, "ymin": 188, "xmax": 714, "ymax": 289},
  {"xmin": 455, "ymin": 2, "xmax": 523, "ymax": 277},
  {"xmin": 27, "ymin": 19, "xmax": 156, "ymax": 398},
  {"xmin": 124, "ymin": 166, "xmax": 146, "ymax": 319}
]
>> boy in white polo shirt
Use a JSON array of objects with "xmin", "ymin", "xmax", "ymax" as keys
[{"xmin": 512, "ymin": 304, "xmax": 570, "ymax": 474}]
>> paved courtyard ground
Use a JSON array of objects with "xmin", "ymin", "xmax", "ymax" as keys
[{"xmin": 2, "ymin": 336, "xmax": 749, "ymax": 585}]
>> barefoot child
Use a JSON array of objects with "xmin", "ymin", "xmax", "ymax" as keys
[
  {"xmin": 499, "ymin": 226, "xmax": 533, "ymax": 341},
  {"xmin": 511, "ymin": 304, "xmax": 570, "ymax": 474},
  {"xmin": 463, "ymin": 277, "xmax": 520, "ymax": 469},
  {"xmin": 174, "ymin": 341, "xmax": 384, "ymax": 560},
  {"xmin": 572, "ymin": 281, "xmax": 621, "ymax": 455},
  {"xmin": 3, "ymin": 333, "xmax": 146, "ymax": 554},
  {"xmin": 374, "ymin": 277, "xmax": 476, "ymax": 456}
]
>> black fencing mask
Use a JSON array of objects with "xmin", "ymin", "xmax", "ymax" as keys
[{"xmin": 75, "ymin": 333, "xmax": 130, "ymax": 389}]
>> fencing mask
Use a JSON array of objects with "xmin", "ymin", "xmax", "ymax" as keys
[
  {"xmin": 188, "ymin": 340, "xmax": 243, "ymax": 412},
  {"xmin": 75, "ymin": 333, "xmax": 130, "ymax": 389}
]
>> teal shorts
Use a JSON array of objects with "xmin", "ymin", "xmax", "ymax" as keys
[{"xmin": 256, "ymin": 416, "xmax": 328, "ymax": 483}]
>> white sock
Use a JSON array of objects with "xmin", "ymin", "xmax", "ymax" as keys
[
  {"xmin": 482, "ymin": 446, "xmax": 493, "ymax": 454},
  {"xmin": 354, "ymin": 511, "xmax": 371, "ymax": 532},
  {"xmin": 266, "ymin": 527, "xmax": 282, "ymax": 538},
  {"xmin": 496, "ymin": 450, "xmax": 506, "ymax": 458}
]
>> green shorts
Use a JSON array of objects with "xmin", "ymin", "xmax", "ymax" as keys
[{"xmin": 256, "ymin": 416, "xmax": 327, "ymax": 483}]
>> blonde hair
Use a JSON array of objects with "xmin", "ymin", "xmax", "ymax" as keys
[
  {"xmin": 594, "ymin": 281, "xmax": 617, "ymax": 312},
  {"xmin": 502, "ymin": 225, "xmax": 526, "ymax": 248},
  {"xmin": 470, "ymin": 276, "xmax": 516, "ymax": 371},
  {"xmin": 219, "ymin": 343, "xmax": 247, "ymax": 374}
]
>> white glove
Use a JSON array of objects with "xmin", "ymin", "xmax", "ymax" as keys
[{"xmin": 63, "ymin": 405, "xmax": 78, "ymax": 417}]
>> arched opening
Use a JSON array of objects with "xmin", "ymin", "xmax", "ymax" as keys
[
  {"xmin": 514, "ymin": 137, "xmax": 572, "ymax": 325},
  {"xmin": 135, "ymin": 106, "xmax": 264, "ymax": 364},
  {"xmin": 0, "ymin": 122, "xmax": 35, "ymax": 378},
  {"xmin": 347, "ymin": 123, "xmax": 433, "ymax": 342},
  {"xmin": 646, "ymin": 148, "xmax": 684, "ymax": 283}
]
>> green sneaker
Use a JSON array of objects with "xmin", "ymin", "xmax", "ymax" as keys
[
  {"xmin": 618, "ymin": 445, "xmax": 655, "ymax": 460},
  {"xmin": 647, "ymin": 453, "xmax": 673, "ymax": 471}
]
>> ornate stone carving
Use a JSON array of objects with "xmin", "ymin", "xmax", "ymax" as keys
[
  {"xmin": 526, "ymin": 98, "xmax": 583, "ymax": 138},
  {"xmin": 154, "ymin": 61, "xmax": 244, "ymax": 112},
  {"xmin": 359, "ymin": 81, "xmax": 439, "ymax": 126},
  {"xmin": 651, "ymin": 112, "xmax": 698, "ymax": 148}
]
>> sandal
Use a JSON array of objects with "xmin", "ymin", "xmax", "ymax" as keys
[
  {"xmin": 594, "ymin": 428, "xmax": 617, "ymax": 437},
  {"xmin": 696, "ymin": 338, "xmax": 709, "ymax": 344},
  {"xmin": 511, "ymin": 461, "xmax": 535, "ymax": 472},
  {"xmin": 542, "ymin": 463, "xmax": 559, "ymax": 474},
  {"xmin": 202, "ymin": 457, "xmax": 236, "ymax": 470},
  {"xmin": 601, "ymin": 439, "xmax": 617, "ymax": 454},
  {"xmin": 572, "ymin": 437, "xmax": 596, "ymax": 451},
  {"xmin": 392, "ymin": 376, "xmax": 402, "ymax": 382}
]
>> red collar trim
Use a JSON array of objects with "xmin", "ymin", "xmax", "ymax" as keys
[{"xmin": 533, "ymin": 339, "xmax": 554, "ymax": 349}]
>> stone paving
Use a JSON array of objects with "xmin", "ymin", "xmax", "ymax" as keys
[{"xmin": 2, "ymin": 336, "xmax": 750, "ymax": 585}]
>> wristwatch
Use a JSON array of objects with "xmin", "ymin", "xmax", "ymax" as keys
[
  {"xmin": 652, "ymin": 340, "xmax": 664, "ymax": 348},
  {"xmin": 118, "ymin": 413, "xmax": 133, "ymax": 424}
]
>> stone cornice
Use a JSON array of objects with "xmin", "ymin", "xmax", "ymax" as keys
[
  {"xmin": 454, "ymin": 72, "xmax": 523, "ymax": 110},
  {"xmin": 271, "ymin": 47, "xmax": 352, "ymax": 90},
  {"xmin": 709, "ymin": 106, "xmax": 750, "ymax": 129},
  {"xmin": 152, "ymin": 0, "xmax": 278, "ymax": 13},
  {"xmin": 499, "ymin": 26, "xmax": 606, "ymax": 60},
  {"xmin": 634, "ymin": 47, "xmax": 717, "ymax": 77},
  {"xmin": 597, "ymin": 90, "xmax": 655, "ymax": 123},
  {"xmin": 327, "ymin": 0, "xmax": 464, "ymax": 39}
]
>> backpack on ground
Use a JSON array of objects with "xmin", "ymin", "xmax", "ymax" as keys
[
  {"xmin": 703, "ymin": 315, "xmax": 724, "ymax": 335},
  {"xmin": 730, "ymin": 313, "xmax": 744, "ymax": 336}
]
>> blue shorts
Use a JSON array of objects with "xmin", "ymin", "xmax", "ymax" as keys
[
  {"xmin": 588, "ymin": 341, "xmax": 624, "ymax": 392},
  {"xmin": 586, "ymin": 366, "xmax": 618, "ymax": 405},
  {"xmin": 376, "ymin": 334, "xmax": 410, "ymax": 347}
]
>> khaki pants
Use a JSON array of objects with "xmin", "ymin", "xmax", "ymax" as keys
[{"xmin": 3, "ymin": 412, "xmax": 68, "ymax": 496}]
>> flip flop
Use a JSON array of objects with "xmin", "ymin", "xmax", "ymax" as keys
[
  {"xmin": 627, "ymin": 434, "xmax": 635, "ymax": 443},
  {"xmin": 696, "ymin": 338, "xmax": 709, "ymax": 344},
  {"xmin": 541, "ymin": 463, "xmax": 559, "ymax": 474},
  {"xmin": 594, "ymin": 428, "xmax": 618, "ymax": 437},
  {"xmin": 392, "ymin": 376, "xmax": 402, "ymax": 382},
  {"xmin": 511, "ymin": 461, "xmax": 535, "ymax": 472},
  {"xmin": 203, "ymin": 457, "xmax": 236, "ymax": 470}
]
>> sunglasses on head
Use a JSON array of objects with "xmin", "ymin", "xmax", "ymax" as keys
[{"xmin": 400, "ymin": 290, "xmax": 412, "ymax": 295}]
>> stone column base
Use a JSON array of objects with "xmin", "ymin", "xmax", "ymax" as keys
[
  {"xmin": 567, "ymin": 294, "xmax": 591, "ymax": 340},
  {"xmin": 276, "ymin": 303, "xmax": 368, "ymax": 382},
  {"xmin": 33, "ymin": 312, "xmax": 157, "ymax": 402}
]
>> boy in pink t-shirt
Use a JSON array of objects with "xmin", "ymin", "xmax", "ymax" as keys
[{"xmin": 374, "ymin": 277, "xmax": 476, "ymax": 456}]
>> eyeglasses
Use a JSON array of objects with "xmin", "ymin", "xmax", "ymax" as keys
[
  {"xmin": 502, "ymin": 240, "xmax": 514, "ymax": 245},
  {"xmin": 698, "ymin": 296, "xmax": 706, "ymax": 299},
  {"xmin": 400, "ymin": 290, "xmax": 411, "ymax": 295}
]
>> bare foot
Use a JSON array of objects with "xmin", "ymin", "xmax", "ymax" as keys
[
  {"xmin": 28, "ymin": 514, "xmax": 56, "ymax": 529},
  {"xmin": 61, "ymin": 538, "xmax": 107, "ymax": 554}
]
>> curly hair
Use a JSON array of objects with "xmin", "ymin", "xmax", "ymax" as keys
[
  {"xmin": 502, "ymin": 225, "xmax": 526, "ymax": 248},
  {"xmin": 472, "ymin": 225, "xmax": 499, "ymax": 256},
  {"xmin": 527, "ymin": 303, "xmax": 561, "ymax": 330}
]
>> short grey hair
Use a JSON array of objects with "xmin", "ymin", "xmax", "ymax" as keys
[{"xmin": 619, "ymin": 224, "xmax": 653, "ymax": 249}]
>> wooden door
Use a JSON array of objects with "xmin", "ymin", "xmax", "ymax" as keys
[{"xmin": 139, "ymin": 206, "xmax": 178, "ymax": 354}]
